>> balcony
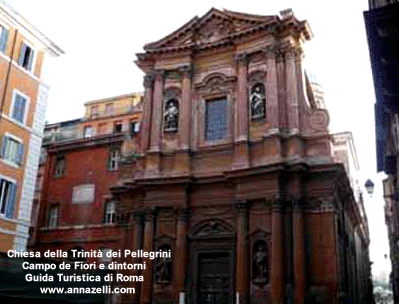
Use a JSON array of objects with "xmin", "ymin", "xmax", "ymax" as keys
[{"xmin": 86, "ymin": 104, "xmax": 142, "ymax": 120}]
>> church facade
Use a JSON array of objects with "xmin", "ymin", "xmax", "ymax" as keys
[{"xmin": 112, "ymin": 8, "xmax": 372, "ymax": 304}]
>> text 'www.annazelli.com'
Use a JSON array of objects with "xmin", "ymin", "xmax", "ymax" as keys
[{"xmin": 40, "ymin": 286, "xmax": 135, "ymax": 294}]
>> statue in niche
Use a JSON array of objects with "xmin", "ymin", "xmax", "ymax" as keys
[
  {"xmin": 164, "ymin": 98, "xmax": 179, "ymax": 131},
  {"xmin": 155, "ymin": 245, "xmax": 172, "ymax": 284},
  {"xmin": 250, "ymin": 83, "xmax": 266, "ymax": 119},
  {"xmin": 252, "ymin": 241, "xmax": 269, "ymax": 284}
]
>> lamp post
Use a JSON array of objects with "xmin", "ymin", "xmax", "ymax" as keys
[{"xmin": 364, "ymin": 179, "xmax": 375, "ymax": 197}]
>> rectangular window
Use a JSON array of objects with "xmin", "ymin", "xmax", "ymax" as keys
[
  {"xmin": 19, "ymin": 42, "xmax": 35, "ymax": 71},
  {"xmin": 114, "ymin": 121, "xmax": 123, "ymax": 133},
  {"xmin": 91, "ymin": 105, "xmax": 99, "ymax": 118},
  {"xmin": 108, "ymin": 149, "xmax": 120, "ymax": 171},
  {"xmin": 1, "ymin": 135, "xmax": 24, "ymax": 166},
  {"xmin": 11, "ymin": 91, "xmax": 28, "ymax": 124},
  {"xmin": 72, "ymin": 184, "xmax": 95, "ymax": 204},
  {"xmin": 131, "ymin": 121, "xmax": 140, "ymax": 134},
  {"xmin": 104, "ymin": 201, "xmax": 116, "ymax": 225},
  {"xmin": 48, "ymin": 205, "xmax": 59, "ymax": 229},
  {"xmin": 0, "ymin": 178, "xmax": 17, "ymax": 219},
  {"xmin": 105, "ymin": 103, "xmax": 114, "ymax": 115},
  {"xmin": 205, "ymin": 98, "xmax": 228, "ymax": 141},
  {"xmin": 98, "ymin": 123, "xmax": 107, "ymax": 135},
  {"xmin": 83, "ymin": 126, "xmax": 93, "ymax": 138},
  {"xmin": 53, "ymin": 156, "xmax": 66, "ymax": 177},
  {"xmin": 0, "ymin": 25, "xmax": 9, "ymax": 53}
]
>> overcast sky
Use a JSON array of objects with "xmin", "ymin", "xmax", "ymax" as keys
[{"xmin": 8, "ymin": 0, "xmax": 390, "ymax": 277}]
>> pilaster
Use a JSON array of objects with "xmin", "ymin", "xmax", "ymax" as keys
[
  {"xmin": 174, "ymin": 209, "xmax": 190, "ymax": 301},
  {"xmin": 270, "ymin": 203, "xmax": 284, "ymax": 304},
  {"xmin": 142, "ymin": 73, "xmax": 154, "ymax": 152},
  {"xmin": 149, "ymin": 70, "xmax": 164, "ymax": 152},
  {"xmin": 264, "ymin": 46, "xmax": 279, "ymax": 130},
  {"xmin": 235, "ymin": 201, "xmax": 248, "ymax": 304},
  {"xmin": 232, "ymin": 53, "xmax": 250, "ymax": 170},
  {"xmin": 285, "ymin": 47, "xmax": 300, "ymax": 133},
  {"xmin": 140, "ymin": 210, "xmax": 156, "ymax": 304}
]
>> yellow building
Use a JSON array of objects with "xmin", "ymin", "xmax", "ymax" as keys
[{"xmin": 0, "ymin": 1, "xmax": 63, "ymax": 252}]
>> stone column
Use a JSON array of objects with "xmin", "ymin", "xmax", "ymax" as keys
[
  {"xmin": 285, "ymin": 47, "xmax": 300, "ymax": 133},
  {"xmin": 180, "ymin": 65, "xmax": 192, "ymax": 150},
  {"xmin": 236, "ymin": 201, "xmax": 248, "ymax": 304},
  {"xmin": 140, "ymin": 211, "xmax": 156, "ymax": 304},
  {"xmin": 270, "ymin": 204, "xmax": 284, "ymax": 304},
  {"xmin": 293, "ymin": 203, "xmax": 306, "ymax": 304},
  {"xmin": 149, "ymin": 70, "xmax": 164, "ymax": 152},
  {"xmin": 264, "ymin": 46, "xmax": 279, "ymax": 131},
  {"xmin": 141, "ymin": 73, "xmax": 154, "ymax": 152},
  {"xmin": 174, "ymin": 209, "xmax": 190, "ymax": 302}
]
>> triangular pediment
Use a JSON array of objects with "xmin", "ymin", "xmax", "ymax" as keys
[{"xmin": 143, "ymin": 8, "xmax": 278, "ymax": 51}]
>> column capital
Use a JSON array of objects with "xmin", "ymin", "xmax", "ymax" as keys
[
  {"xmin": 236, "ymin": 52, "xmax": 249, "ymax": 65},
  {"xmin": 235, "ymin": 201, "xmax": 249, "ymax": 213},
  {"xmin": 179, "ymin": 64, "xmax": 193, "ymax": 77},
  {"xmin": 154, "ymin": 69, "xmax": 164, "ymax": 81},
  {"xmin": 178, "ymin": 208, "xmax": 191, "ymax": 222},
  {"xmin": 263, "ymin": 45, "xmax": 278, "ymax": 59},
  {"xmin": 143, "ymin": 73, "xmax": 154, "ymax": 88}
]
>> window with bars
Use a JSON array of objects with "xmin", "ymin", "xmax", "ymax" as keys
[
  {"xmin": 104, "ymin": 201, "xmax": 116, "ymax": 224},
  {"xmin": 205, "ymin": 98, "xmax": 228, "ymax": 141}
]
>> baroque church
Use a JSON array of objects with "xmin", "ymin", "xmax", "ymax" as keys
[{"xmin": 112, "ymin": 8, "xmax": 372, "ymax": 304}]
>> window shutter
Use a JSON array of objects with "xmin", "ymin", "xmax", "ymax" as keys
[
  {"xmin": 0, "ymin": 136, "xmax": 6, "ymax": 158},
  {"xmin": 27, "ymin": 49, "xmax": 34, "ymax": 71},
  {"xmin": 19, "ymin": 43, "xmax": 27, "ymax": 66},
  {"xmin": 0, "ymin": 27, "xmax": 9, "ymax": 53},
  {"xmin": 16, "ymin": 142, "xmax": 24, "ymax": 165},
  {"xmin": 5, "ymin": 182, "xmax": 16, "ymax": 219}
]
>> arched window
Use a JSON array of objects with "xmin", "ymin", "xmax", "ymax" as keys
[
  {"xmin": 164, "ymin": 99, "xmax": 179, "ymax": 132},
  {"xmin": 155, "ymin": 244, "xmax": 172, "ymax": 284},
  {"xmin": 250, "ymin": 83, "xmax": 266, "ymax": 119},
  {"xmin": 252, "ymin": 240, "xmax": 269, "ymax": 284}
]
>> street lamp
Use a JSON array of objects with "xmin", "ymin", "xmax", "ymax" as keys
[{"xmin": 364, "ymin": 179, "xmax": 375, "ymax": 197}]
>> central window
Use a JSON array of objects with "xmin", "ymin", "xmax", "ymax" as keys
[{"xmin": 205, "ymin": 98, "xmax": 228, "ymax": 141}]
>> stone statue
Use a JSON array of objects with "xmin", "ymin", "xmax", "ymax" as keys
[
  {"xmin": 252, "ymin": 241, "xmax": 269, "ymax": 284},
  {"xmin": 164, "ymin": 99, "xmax": 179, "ymax": 131},
  {"xmin": 155, "ymin": 249, "xmax": 172, "ymax": 283},
  {"xmin": 250, "ymin": 84, "xmax": 266, "ymax": 119}
]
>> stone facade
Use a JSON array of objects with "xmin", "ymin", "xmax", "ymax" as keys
[{"xmin": 110, "ymin": 8, "xmax": 373, "ymax": 304}]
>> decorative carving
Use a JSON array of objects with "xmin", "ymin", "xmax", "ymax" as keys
[
  {"xmin": 143, "ymin": 73, "xmax": 154, "ymax": 88},
  {"xmin": 196, "ymin": 73, "xmax": 237, "ymax": 96},
  {"xmin": 250, "ymin": 83, "xmax": 266, "ymax": 120},
  {"xmin": 155, "ymin": 244, "xmax": 172, "ymax": 284},
  {"xmin": 197, "ymin": 222, "xmax": 228, "ymax": 235},
  {"xmin": 164, "ymin": 98, "xmax": 179, "ymax": 132},
  {"xmin": 197, "ymin": 18, "xmax": 236, "ymax": 43},
  {"xmin": 309, "ymin": 109, "xmax": 329, "ymax": 133},
  {"xmin": 252, "ymin": 240, "xmax": 269, "ymax": 285},
  {"xmin": 193, "ymin": 219, "xmax": 232, "ymax": 236}
]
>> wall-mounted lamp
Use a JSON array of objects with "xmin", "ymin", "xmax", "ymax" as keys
[{"xmin": 364, "ymin": 179, "xmax": 375, "ymax": 197}]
